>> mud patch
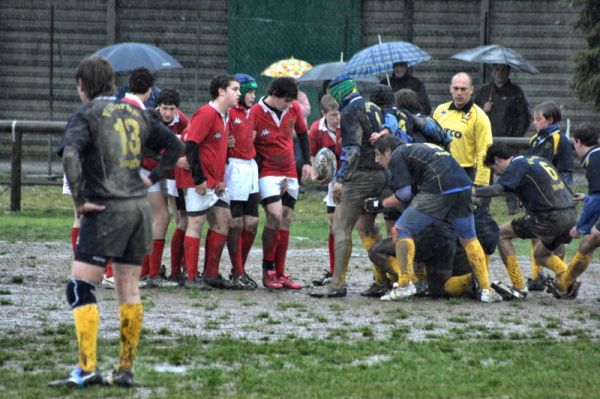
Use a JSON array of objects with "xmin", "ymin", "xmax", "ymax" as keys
[{"xmin": 0, "ymin": 241, "xmax": 599, "ymax": 342}]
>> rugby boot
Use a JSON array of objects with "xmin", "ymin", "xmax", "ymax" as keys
[
  {"xmin": 380, "ymin": 281, "xmax": 417, "ymax": 301},
  {"xmin": 544, "ymin": 277, "xmax": 581, "ymax": 299},
  {"xmin": 203, "ymin": 274, "xmax": 234, "ymax": 289},
  {"xmin": 491, "ymin": 281, "xmax": 526, "ymax": 300},
  {"xmin": 229, "ymin": 273, "xmax": 258, "ymax": 290},
  {"xmin": 262, "ymin": 270, "xmax": 283, "ymax": 289},
  {"xmin": 360, "ymin": 282, "xmax": 389, "ymax": 298},
  {"xmin": 105, "ymin": 369, "xmax": 135, "ymax": 387},
  {"xmin": 185, "ymin": 276, "xmax": 213, "ymax": 291},
  {"xmin": 308, "ymin": 284, "xmax": 347, "ymax": 298},
  {"xmin": 48, "ymin": 367, "xmax": 103, "ymax": 388},
  {"xmin": 479, "ymin": 288, "xmax": 503, "ymax": 303},
  {"xmin": 312, "ymin": 270, "xmax": 333, "ymax": 286},
  {"xmin": 147, "ymin": 276, "xmax": 179, "ymax": 288},
  {"xmin": 526, "ymin": 271, "xmax": 549, "ymax": 291},
  {"xmin": 101, "ymin": 275, "xmax": 116, "ymax": 290},
  {"xmin": 277, "ymin": 274, "xmax": 303, "ymax": 290}
]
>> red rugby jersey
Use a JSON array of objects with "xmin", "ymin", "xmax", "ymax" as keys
[
  {"xmin": 309, "ymin": 117, "xmax": 341, "ymax": 165},
  {"xmin": 227, "ymin": 104, "xmax": 255, "ymax": 160},
  {"xmin": 176, "ymin": 103, "xmax": 229, "ymax": 189},
  {"xmin": 249, "ymin": 98, "xmax": 307, "ymax": 177}
]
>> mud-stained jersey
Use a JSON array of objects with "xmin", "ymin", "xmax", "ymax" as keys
[
  {"xmin": 497, "ymin": 155, "xmax": 575, "ymax": 215},
  {"xmin": 59, "ymin": 98, "xmax": 179, "ymax": 205},
  {"xmin": 388, "ymin": 143, "xmax": 472, "ymax": 194}
]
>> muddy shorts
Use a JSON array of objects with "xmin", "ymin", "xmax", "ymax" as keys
[
  {"xmin": 511, "ymin": 207, "xmax": 577, "ymax": 251},
  {"xmin": 75, "ymin": 197, "xmax": 152, "ymax": 266}
]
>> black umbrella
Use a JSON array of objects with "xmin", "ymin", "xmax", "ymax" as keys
[{"xmin": 451, "ymin": 45, "xmax": 539, "ymax": 74}]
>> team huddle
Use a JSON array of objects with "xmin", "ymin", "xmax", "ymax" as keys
[{"xmin": 50, "ymin": 56, "xmax": 600, "ymax": 388}]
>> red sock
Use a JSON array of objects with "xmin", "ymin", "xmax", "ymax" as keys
[
  {"xmin": 148, "ymin": 240, "xmax": 165, "ymax": 278},
  {"xmin": 328, "ymin": 232, "xmax": 335, "ymax": 273},
  {"xmin": 262, "ymin": 227, "xmax": 279, "ymax": 263},
  {"xmin": 140, "ymin": 255, "xmax": 149, "ymax": 278},
  {"xmin": 71, "ymin": 227, "xmax": 80, "ymax": 252},
  {"xmin": 184, "ymin": 236, "xmax": 200, "ymax": 280},
  {"xmin": 105, "ymin": 261, "xmax": 113, "ymax": 278},
  {"xmin": 241, "ymin": 229, "xmax": 256, "ymax": 268},
  {"xmin": 227, "ymin": 229, "xmax": 244, "ymax": 276},
  {"xmin": 170, "ymin": 228, "xmax": 185, "ymax": 277},
  {"xmin": 275, "ymin": 230, "xmax": 290, "ymax": 277},
  {"xmin": 204, "ymin": 230, "xmax": 227, "ymax": 278}
]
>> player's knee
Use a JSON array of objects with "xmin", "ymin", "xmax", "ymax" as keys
[{"xmin": 65, "ymin": 278, "xmax": 97, "ymax": 309}]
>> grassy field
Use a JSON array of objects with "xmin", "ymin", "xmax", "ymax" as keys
[{"xmin": 1, "ymin": 183, "xmax": 599, "ymax": 398}]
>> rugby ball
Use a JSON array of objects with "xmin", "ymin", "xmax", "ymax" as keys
[{"xmin": 313, "ymin": 147, "xmax": 337, "ymax": 181}]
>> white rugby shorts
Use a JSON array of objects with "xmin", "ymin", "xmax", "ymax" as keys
[
  {"xmin": 139, "ymin": 167, "xmax": 166, "ymax": 194},
  {"xmin": 166, "ymin": 179, "xmax": 178, "ymax": 197},
  {"xmin": 225, "ymin": 158, "xmax": 259, "ymax": 201},
  {"xmin": 184, "ymin": 187, "xmax": 230, "ymax": 213},
  {"xmin": 258, "ymin": 176, "xmax": 299, "ymax": 200}
]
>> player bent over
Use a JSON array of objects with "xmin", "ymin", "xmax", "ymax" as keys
[
  {"xmin": 177, "ymin": 75, "xmax": 241, "ymax": 289},
  {"xmin": 474, "ymin": 143, "xmax": 577, "ymax": 298},
  {"xmin": 372, "ymin": 135, "xmax": 501, "ymax": 302},
  {"xmin": 49, "ymin": 57, "xmax": 184, "ymax": 388},
  {"xmin": 368, "ymin": 207, "xmax": 500, "ymax": 299}
]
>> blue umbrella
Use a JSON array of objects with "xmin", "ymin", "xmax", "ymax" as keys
[
  {"xmin": 450, "ymin": 45, "xmax": 539, "ymax": 74},
  {"xmin": 344, "ymin": 41, "xmax": 431, "ymax": 78},
  {"xmin": 92, "ymin": 42, "xmax": 183, "ymax": 72},
  {"xmin": 298, "ymin": 62, "xmax": 379, "ymax": 87}
]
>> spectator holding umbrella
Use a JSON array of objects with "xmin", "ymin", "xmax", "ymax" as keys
[
  {"xmin": 381, "ymin": 62, "xmax": 431, "ymax": 115},
  {"xmin": 474, "ymin": 64, "xmax": 531, "ymax": 137}
]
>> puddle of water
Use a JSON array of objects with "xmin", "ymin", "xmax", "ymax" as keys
[{"xmin": 153, "ymin": 363, "xmax": 189, "ymax": 373}]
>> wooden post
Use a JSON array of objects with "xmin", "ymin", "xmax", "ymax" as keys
[
  {"xmin": 10, "ymin": 121, "xmax": 22, "ymax": 212},
  {"xmin": 403, "ymin": 0, "xmax": 414, "ymax": 42},
  {"xmin": 106, "ymin": 0, "xmax": 116, "ymax": 44},
  {"xmin": 480, "ymin": 0, "xmax": 491, "ymax": 84}
]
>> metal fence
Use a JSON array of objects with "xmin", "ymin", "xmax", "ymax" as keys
[{"xmin": 0, "ymin": 118, "xmax": 542, "ymax": 212}]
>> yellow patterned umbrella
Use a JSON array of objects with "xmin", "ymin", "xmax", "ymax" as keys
[{"xmin": 261, "ymin": 57, "xmax": 313, "ymax": 78}]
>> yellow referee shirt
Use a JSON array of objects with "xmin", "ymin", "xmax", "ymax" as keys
[{"xmin": 433, "ymin": 100, "xmax": 492, "ymax": 186}]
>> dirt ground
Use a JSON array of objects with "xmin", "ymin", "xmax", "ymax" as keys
[{"xmin": 1, "ymin": 240, "xmax": 599, "ymax": 342}]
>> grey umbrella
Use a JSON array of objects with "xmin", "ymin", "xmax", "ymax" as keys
[
  {"xmin": 451, "ymin": 45, "xmax": 539, "ymax": 74},
  {"xmin": 298, "ymin": 62, "xmax": 378, "ymax": 87},
  {"xmin": 92, "ymin": 42, "xmax": 183, "ymax": 72}
]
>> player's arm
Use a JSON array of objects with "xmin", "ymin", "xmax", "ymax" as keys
[
  {"xmin": 474, "ymin": 183, "xmax": 505, "ymax": 197},
  {"xmin": 145, "ymin": 120, "xmax": 185, "ymax": 183},
  {"xmin": 335, "ymin": 111, "xmax": 363, "ymax": 183}
]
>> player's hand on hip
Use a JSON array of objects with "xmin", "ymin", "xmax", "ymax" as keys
[
  {"xmin": 332, "ymin": 182, "xmax": 343, "ymax": 204},
  {"xmin": 76, "ymin": 202, "xmax": 106, "ymax": 217},
  {"xmin": 214, "ymin": 182, "xmax": 226, "ymax": 196},
  {"xmin": 195, "ymin": 181, "xmax": 208, "ymax": 195}
]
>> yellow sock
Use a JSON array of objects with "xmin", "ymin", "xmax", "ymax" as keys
[
  {"xmin": 443, "ymin": 273, "xmax": 472, "ymax": 297},
  {"xmin": 503, "ymin": 255, "xmax": 526, "ymax": 290},
  {"xmin": 464, "ymin": 240, "xmax": 491, "ymax": 290},
  {"xmin": 530, "ymin": 241, "xmax": 543, "ymax": 279},
  {"xmin": 118, "ymin": 303, "xmax": 144, "ymax": 372},
  {"xmin": 558, "ymin": 251, "xmax": 592, "ymax": 291},
  {"xmin": 362, "ymin": 235, "xmax": 385, "ymax": 284},
  {"xmin": 73, "ymin": 304, "xmax": 99, "ymax": 372},
  {"xmin": 485, "ymin": 254, "xmax": 490, "ymax": 269},
  {"xmin": 395, "ymin": 238, "xmax": 415, "ymax": 286},
  {"xmin": 544, "ymin": 255, "xmax": 568, "ymax": 280},
  {"xmin": 387, "ymin": 256, "xmax": 401, "ymax": 279}
]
